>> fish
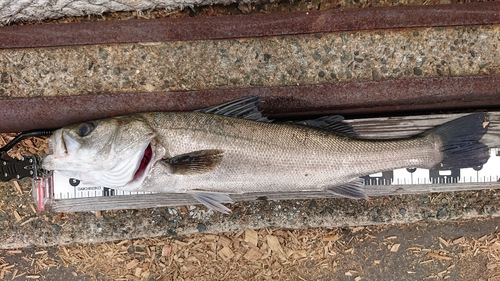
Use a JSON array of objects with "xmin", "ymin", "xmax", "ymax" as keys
[{"xmin": 42, "ymin": 97, "xmax": 490, "ymax": 213}]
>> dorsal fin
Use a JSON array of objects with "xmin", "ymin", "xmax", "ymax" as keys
[
  {"xmin": 195, "ymin": 96, "xmax": 271, "ymax": 122},
  {"xmin": 295, "ymin": 115, "xmax": 358, "ymax": 137}
]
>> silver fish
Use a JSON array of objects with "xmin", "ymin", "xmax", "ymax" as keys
[{"xmin": 42, "ymin": 97, "xmax": 490, "ymax": 213}]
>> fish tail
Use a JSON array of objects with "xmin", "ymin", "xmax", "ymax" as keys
[{"xmin": 423, "ymin": 113, "xmax": 490, "ymax": 169}]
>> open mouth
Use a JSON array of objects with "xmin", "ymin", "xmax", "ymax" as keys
[{"xmin": 133, "ymin": 144, "xmax": 153, "ymax": 182}]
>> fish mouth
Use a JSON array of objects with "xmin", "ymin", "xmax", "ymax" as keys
[{"xmin": 131, "ymin": 143, "xmax": 153, "ymax": 183}]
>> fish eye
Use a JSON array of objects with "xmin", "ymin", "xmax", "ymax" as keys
[{"xmin": 77, "ymin": 122, "xmax": 95, "ymax": 137}]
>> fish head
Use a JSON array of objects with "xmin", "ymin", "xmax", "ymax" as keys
[{"xmin": 42, "ymin": 115, "xmax": 157, "ymax": 188}]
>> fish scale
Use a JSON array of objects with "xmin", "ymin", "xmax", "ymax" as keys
[
  {"xmin": 42, "ymin": 97, "xmax": 490, "ymax": 213},
  {"xmin": 141, "ymin": 112, "xmax": 439, "ymax": 193}
]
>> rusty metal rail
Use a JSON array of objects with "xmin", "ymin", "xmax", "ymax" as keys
[
  {"xmin": 1, "ymin": 75, "xmax": 500, "ymax": 132},
  {"xmin": 1, "ymin": 2, "xmax": 500, "ymax": 49},
  {"xmin": 1, "ymin": 3, "xmax": 500, "ymax": 132}
]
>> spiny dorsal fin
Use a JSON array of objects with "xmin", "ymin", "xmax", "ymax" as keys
[
  {"xmin": 163, "ymin": 149, "xmax": 224, "ymax": 175},
  {"xmin": 324, "ymin": 178, "xmax": 367, "ymax": 199},
  {"xmin": 296, "ymin": 115, "xmax": 358, "ymax": 137},
  {"xmin": 195, "ymin": 96, "xmax": 271, "ymax": 122}
]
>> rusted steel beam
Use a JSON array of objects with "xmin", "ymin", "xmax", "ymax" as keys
[
  {"xmin": 2, "ymin": 2, "xmax": 500, "ymax": 49},
  {"xmin": 1, "ymin": 75, "xmax": 500, "ymax": 133}
]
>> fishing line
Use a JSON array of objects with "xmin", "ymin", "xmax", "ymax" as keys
[{"xmin": 0, "ymin": 129, "xmax": 54, "ymax": 153}]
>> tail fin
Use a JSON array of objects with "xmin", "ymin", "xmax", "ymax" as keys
[{"xmin": 423, "ymin": 113, "xmax": 490, "ymax": 169}]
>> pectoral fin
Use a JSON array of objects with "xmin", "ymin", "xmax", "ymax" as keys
[
  {"xmin": 163, "ymin": 149, "xmax": 224, "ymax": 175},
  {"xmin": 325, "ymin": 178, "xmax": 367, "ymax": 199},
  {"xmin": 189, "ymin": 192, "xmax": 233, "ymax": 214}
]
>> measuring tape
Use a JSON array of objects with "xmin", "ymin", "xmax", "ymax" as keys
[{"xmin": 33, "ymin": 147, "xmax": 500, "ymax": 211}]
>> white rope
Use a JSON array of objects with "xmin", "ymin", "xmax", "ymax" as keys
[{"xmin": 0, "ymin": 0, "xmax": 254, "ymax": 25}]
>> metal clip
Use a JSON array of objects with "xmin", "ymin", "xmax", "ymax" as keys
[{"xmin": 0, "ymin": 152, "xmax": 37, "ymax": 182}]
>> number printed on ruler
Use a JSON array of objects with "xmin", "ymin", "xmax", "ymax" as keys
[
  {"xmin": 52, "ymin": 171, "xmax": 154, "ymax": 199},
  {"xmin": 363, "ymin": 148, "xmax": 500, "ymax": 185}
]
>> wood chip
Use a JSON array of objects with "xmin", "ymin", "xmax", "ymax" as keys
[
  {"xmin": 351, "ymin": 227, "xmax": 364, "ymax": 233},
  {"xmin": 218, "ymin": 247, "xmax": 234, "ymax": 261},
  {"xmin": 20, "ymin": 217, "xmax": 36, "ymax": 227},
  {"xmin": 438, "ymin": 237, "xmax": 450, "ymax": 247},
  {"xmin": 428, "ymin": 252, "xmax": 452, "ymax": 260},
  {"xmin": 478, "ymin": 235, "xmax": 488, "ymax": 242},
  {"xmin": 126, "ymin": 259, "xmax": 139, "ymax": 270},
  {"xmin": 218, "ymin": 236, "xmax": 232, "ymax": 248},
  {"xmin": 184, "ymin": 268, "xmax": 197, "ymax": 278},
  {"xmin": 322, "ymin": 234, "xmax": 339, "ymax": 242},
  {"xmin": 12, "ymin": 210, "xmax": 22, "ymax": 222},
  {"xmin": 134, "ymin": 267, "xmax": 142, "ymax": 277},
  {"xmin": 487, "ymin": 263, "xmax": 498, "ymax": 270},
  {"xmin": 7, "ymin": 250, "xmax": 22, "ymax": 254},
  {"xmin": 453, "ymin": 237, "xmax": 465, "ymax": 244},
  {"xmin": 161, "ymin": 245, "xmax": 171, "ymax": 257},
  {"xmin": 13, "ymin": 181, "xmax": 23, "ymax": 195},
  {"xmin": 390, "ymin": 244, "xmax": 401, "ymax": 252},
  {"xmin": 243, "ymin": 248, "xmax": 262, "ymax": 261},
  {"xmin": 266, "ymin": 235, "xmax": 287, "ymax": 261},
  {"xmin": 245, "ymin": 230, "xmax": 258, "ymax": 247}
]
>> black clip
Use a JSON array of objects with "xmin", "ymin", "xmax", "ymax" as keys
[{"xmin": 0, "ymin": 152, "xmax": 37, "ymax": 181}]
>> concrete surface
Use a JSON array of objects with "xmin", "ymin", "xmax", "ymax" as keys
[
  {"xmin": 1, "ymin": 179, "xmax": 500, "ymax": 248},
  {"xmin": 1, "ymin": 25, "xmax": 499, "ymax": 98}
]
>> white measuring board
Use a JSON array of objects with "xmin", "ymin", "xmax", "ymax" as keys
[
  {"xmin": 52, "ymin": 172, "xmax": 155, "ymax": 200},
  {"xmin": 51, "ymin": 148, "xmax": 500, "ymax": 200}
]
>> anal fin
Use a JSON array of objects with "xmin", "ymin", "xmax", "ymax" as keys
[
  {"xmin": 189, "ymin": 192, "xmax": 233, "ymax": 214},
  {"xmin": 324, "ymin": 178, "xmax": 367, "ymax": 199}
]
